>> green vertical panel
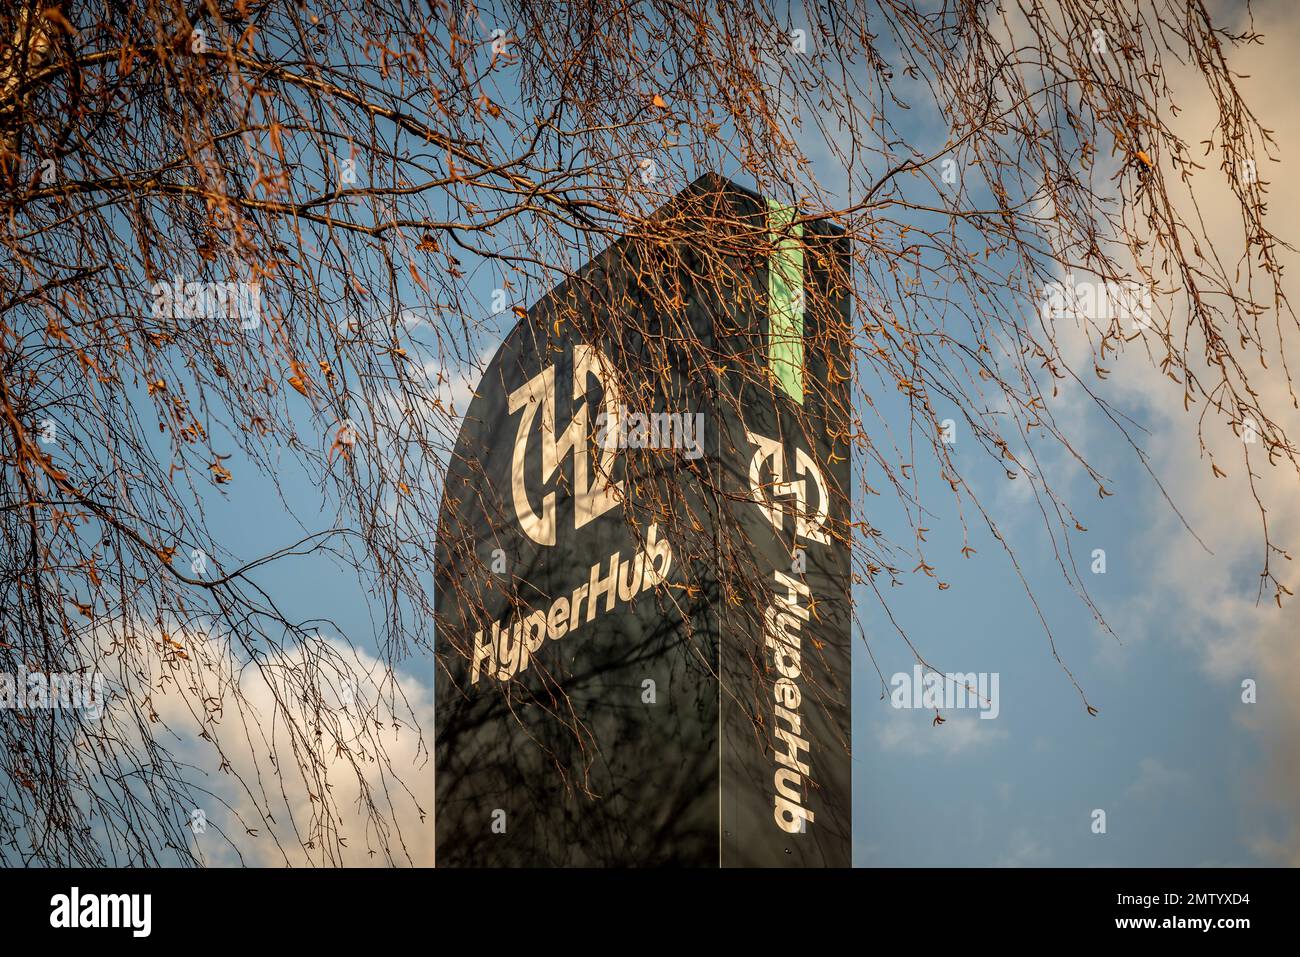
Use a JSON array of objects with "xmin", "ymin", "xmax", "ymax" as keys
[{"xmin": 767, "ymin": 199, "xmax": 805, "ymax": 404}]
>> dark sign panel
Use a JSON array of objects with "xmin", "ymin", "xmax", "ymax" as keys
[{"xmin": 434, "ymin": 174, "xmax": 851, "ymax": 866}]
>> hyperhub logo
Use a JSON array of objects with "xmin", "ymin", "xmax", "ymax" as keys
[
  {"xmin": 506, "ymin": 344, "xmax": 704, "ymax": 546},
  {"xmin": 507, "ymin": 344, "xmax": 624, "ymax": 547},
  {"xmin": 469, "ymin": 344, "xmax": 683, "ymax": 684},
  {"xmin": 745, "ymin": 429, "xmax": 831, "ymax": 834}
]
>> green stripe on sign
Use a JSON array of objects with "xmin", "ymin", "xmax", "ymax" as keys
[{"xmin": 767, "ymin": 198, "xmax": 805, "ymax": 404}]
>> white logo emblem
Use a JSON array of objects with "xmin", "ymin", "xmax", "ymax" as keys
[
  {"xmin": 745, "ymin": 430, "xmax": 829, "ymax": 545},
  {"xmin": 508, "ymin": 345, "xmax": 623, "ymax": 546}
]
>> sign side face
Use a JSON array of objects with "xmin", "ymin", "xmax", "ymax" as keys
[
  {"xmin": 718, "ymin": 201, "xmax": 853, "ymax": 867},
  {"xmin": 433, "ymin": 228, "xmax": 725, "ymax": 866}
]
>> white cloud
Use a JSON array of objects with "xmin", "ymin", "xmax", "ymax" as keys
[
  {"xmin": 995, "ymin": 828, "xmax": 1052, "ymax": 867},
  {"xmin": 1126, "ymin": 758, "xmax": 1191, "ymax": 800},
  {"xmin": 422, "ymin": 352, "xmax": 487, "ymax": 422},
  {"xmin": 1065, "ymin": 0, "xmax": 1300, "ymax": 862},
  {"xmin": 144, "ymin": 630, "xmax": 436, "ymax": 866},
  {"xmin": 875, "ymin": 707, "xmax": 1008, "ymax": 755}
]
